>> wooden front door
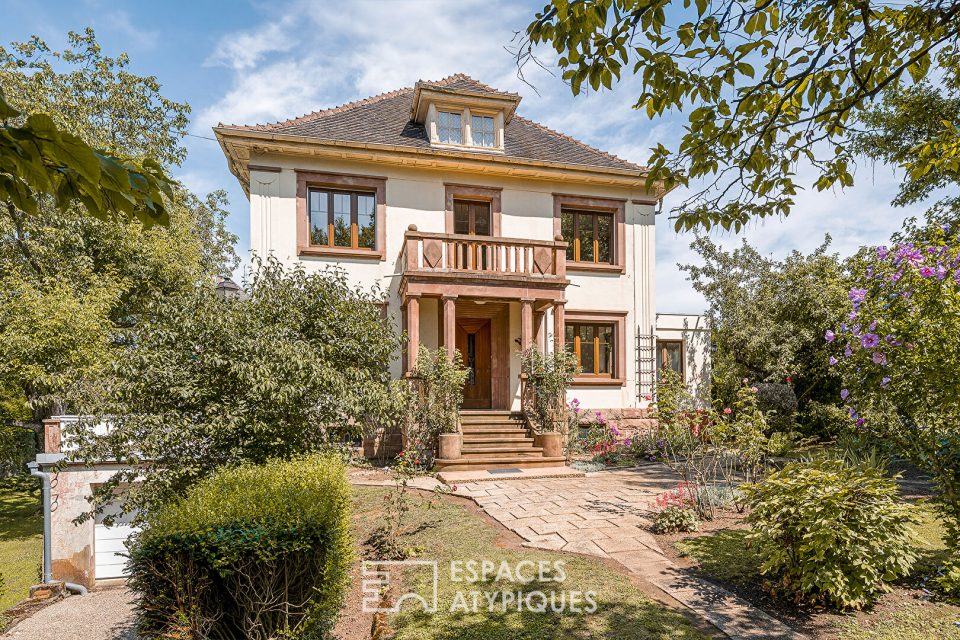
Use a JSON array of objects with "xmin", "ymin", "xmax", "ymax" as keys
[{"xmin": 456, "ymin": 318, "xmax": 492, "ymax": 409}]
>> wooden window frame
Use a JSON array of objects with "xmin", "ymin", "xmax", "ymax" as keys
[
  {"xmin": 562, "ymin": 209, "xmax": 616, "ymax": 265},
  {"xmin": 552, "ymin": 194, "xmax": 626, "ymax": 274},
  {"xmin": 444, "ymin": 183, "xmax": 502, "ymax": 236},
  {"xmin": 296, "ymin": 170, "xmax": 386, "ymax": 260},
  {"xmin": 470, "ymin": 112, "xmax": 497, "ymax": 148},
  {"xmin": 657, "ymin": 339, "xmax": 685, "ymax": 381},
  {"xmin": 565, "ymin": 310, "xmax": 627, "ymax": 386}
]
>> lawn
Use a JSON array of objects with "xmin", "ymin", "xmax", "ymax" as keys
[
  {"xmin": 351, "ymin": 486, "xmax": 715, "ymax": 640},
  {"xmin": 674, "ymin": 501, "xmax": 960, "ymax": 640},
  {"xmin": 0, "ymin": 477, "xmax": 42, "ymax": 612}
]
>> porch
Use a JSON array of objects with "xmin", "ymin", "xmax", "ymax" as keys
[
  {"xmin": 398, "ymin": 227, "xmax": 570, "ymax": 471},
  {"xmin": 398, "ymin": 226, "xmax": 570, "ymax": 411}
]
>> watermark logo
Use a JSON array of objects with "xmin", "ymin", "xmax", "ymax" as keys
[
  {"xmin": 361, "ymin": 560, "xmax": 439, "ymax": 613},
  {"xmin": 361, "ymin": 559, "xmax": 596, "ymax": 615}
]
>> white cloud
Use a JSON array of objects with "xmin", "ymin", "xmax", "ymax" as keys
[
  {"xmin": 96, "ymin": 10, "xmax": 158, "ymax": 50},
  {"xmin": 205, "ymin": 16, "xmax": 298, "ymax": 71}
]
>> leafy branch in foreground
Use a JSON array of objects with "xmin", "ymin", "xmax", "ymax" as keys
[
  {"xmin": 520, "ymin": 0, "xmax": 960, "ymax": 231},
  {"xmin": 0, "ymin": 87, "xmax": 173, "ymax": 227}
]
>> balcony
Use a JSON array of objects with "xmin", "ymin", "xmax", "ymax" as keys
[{"xmin": 399, "ymin": 228, "xmax": 568, "ymax": 291}]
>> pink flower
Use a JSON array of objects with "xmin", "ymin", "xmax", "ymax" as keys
[{"xmin": 723, "ymin": 407, "xmax": 732, "ymax": 415}]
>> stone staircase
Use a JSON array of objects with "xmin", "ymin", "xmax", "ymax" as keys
[{"xmin": 433, "ymin": 410, "xmax": 567, "ymax": 471}]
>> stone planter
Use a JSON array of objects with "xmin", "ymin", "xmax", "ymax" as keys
[
  {"xmin": 534, "ymin": 432, "xmax": 564, "ymax": 458},
  {"xmin": 438, "ymin": 433, "xmax": 462, "ymax": 460}
]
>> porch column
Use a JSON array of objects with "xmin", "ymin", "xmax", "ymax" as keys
[
  {"xmin": 520, "ymin": 298, "xmax": 534, "ymax": 351},
  {"xmin": 553, "ymin": 299, "xmax": 566, "ymax": 351},
  {"xmin": 405, "ymin": 294, "xmax": 420, "ymax": 374},
  {"xmin": 442, "ymin": 294, "xmax": 457, "ymax": 361}
]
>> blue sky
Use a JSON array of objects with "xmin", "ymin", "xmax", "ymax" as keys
[{"xmin": 2, "ymin": 0, "xmax": 929, "ymax": 313}]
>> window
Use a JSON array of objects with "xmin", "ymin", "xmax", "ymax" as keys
[
  {"xmin": 437, "ymin": 110, "xmax": 462, "ymax": 144},
  {"xmin": 308, "ymin": 188, "xmax": 376, "ymax": 250},
  {"xmin": 453, "ymin": 200, "xmax": 492, "ymax": 236},
  {"xmin": 657, "ymin": 340, "xmax": 684, "ymax": 379},
  {"xmin": 561, "ymin": 209, "xmax": 614, "ymax": 264},
  {"xmin": 471, "ymin": 114, "xmax": 495, "ymax": 147},
  {"xmin": 565, "ymin": 322, "xmax": 615, "ymax": 376}
]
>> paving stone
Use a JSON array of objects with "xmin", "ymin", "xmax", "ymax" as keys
[
  {"xmin": 522, "ymin": 534, "xmax": 566, "ymax": 551},
  {"xmin": 560, "ymin": 539, "xmax": 608, "ymax": 557}
]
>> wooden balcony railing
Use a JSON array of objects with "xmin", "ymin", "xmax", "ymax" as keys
[{"xmin": 401, "ymin": 227, "xmax": 567, "ymax": 279}]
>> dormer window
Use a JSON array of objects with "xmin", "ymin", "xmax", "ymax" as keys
[
  {"xmin": 437, "ymin": 110, "xmax": 463, "ymax": 144},
  {"xmin": 471, "ymin": 114, "xmax": 495, "ymax": 147}
]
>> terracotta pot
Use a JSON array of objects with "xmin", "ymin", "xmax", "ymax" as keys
[
  {"xmin": 438, "ymin": 433, "xmax": 462, "ymax": 460},
  {"xmin": 535, "ymin": 432, "xmax": 564, "ymax": 458}
]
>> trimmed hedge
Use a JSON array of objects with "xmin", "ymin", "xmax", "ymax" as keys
[
  {"xmin": 744, "ymin": 459, "xmax": 917, "ymax": 609},
  {"xmin": 128, "ymin": 454, "xmax": 353, "ymax": 640}
]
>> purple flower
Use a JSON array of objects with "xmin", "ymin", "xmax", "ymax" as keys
[
  {"xmin": 876, "ymin": 246, "xmax": 888, "ymax": 259},
  {"xmin": 937, "ymin": 264, "xmax": 948, "ymax": 280},
  {"xmin": 872, "ymin": 351, "xmax": 887, "ymax": 365},
  {"xmin": 852, "ymin": 324, "xmax": 862, "ymax": 337},
  {"xmin": 869, "ymin": 320, "xmax": 877, "ymax": 331},
  {"xmin": 848, "ymin": 310, "xmax": 858, "ymax": 322},
  {"xmin": 840, "ymin": 388, "xmax": 849, "ymax": 400},
  {"xmin": 881, "ymin": 376, "xmax": 891, "ymax": 388},
  {"xmin": 861, "ymin": 333, "xmax": 880, "ymax": 348},
  {"xmin": 856, "ymin": 417, "xmax": 865, "ymax": 427},
  {"xmin": 825, "ymin": 329, "xmax": 836, "ymax": 343},
  {"xmin": 849, "ymin": 407, "xmax": 858, "ymax": 419},
  {"xmin": 920, "ymin": 266, "xmax": 936, "ymax": 278},
  {"xmin": 844, "ymin": 344, "xmax": 854, "ymax": 357},
  {"xmin": 624, "ymin": 438, "xmax": 632, "ymax": 447},
  {"xmin": 849, "ymin": 288, "xmax": 867, "ymax": 302},
  {"xmin": 829, "ymin": 356, "xmax": 838, "ymax": 366}
]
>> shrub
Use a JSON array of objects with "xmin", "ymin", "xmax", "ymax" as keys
[
  {"xmin": 521, "ymin": 347, "xmax": 578, "ymax": 433},
  {"xmin": 404, "ymin": 346, "xmax": 468, "ymax": 466},
  {"xmin": 754, "ymin": 382, "xmax": 798, "ymax": 431},
  {"xmin": 652, "ymin": 506, "xmax": 699, "ymax": 534},
  {"xmin": 743, "ymin": 459, "xmax": 918, "ymax": 609},
  {"xmin": 933, "ymin": 558, "xmax": 960, "ymax": 603},
  {"xmin": 128, "ymin": 454, "xmax": 352, "ymax": 640}
]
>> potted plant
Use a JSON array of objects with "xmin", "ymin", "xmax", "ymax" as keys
[
  {"xmin": 521, "ymin": 347, "xmax": 579, "ymax": 459},
  {"xmin": 406, "ymin": 346, "xmax": 468, "ymax": 462}
]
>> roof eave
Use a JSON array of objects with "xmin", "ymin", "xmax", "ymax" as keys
[{"xmin": 214, "ymin": 126, "xmax": 670, "ymax": 200}]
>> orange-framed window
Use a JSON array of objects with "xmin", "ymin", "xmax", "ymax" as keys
[
  {"xmin": 308, "ymin": 188, "xmax": 376, "ymax": 250},
  {"xmin": 656, "ymin": 340, "xmax": 684, "ymax": 380},
  {"xmin": 560, "ymin": 209, "xmax": 614, "ymax": 264},
  {"xmin": 565, "ymin": 322, "xmax": 615, "ymax": 376}
]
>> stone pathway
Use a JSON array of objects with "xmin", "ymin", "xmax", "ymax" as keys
[{"xmin": 452, "ymin": 463, "xmax": 807, "ymax": 640}]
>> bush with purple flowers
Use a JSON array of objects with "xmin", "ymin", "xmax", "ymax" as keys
[{"xmin": 827, "ymin": 223, "xmax": 960, "ymax": 551}]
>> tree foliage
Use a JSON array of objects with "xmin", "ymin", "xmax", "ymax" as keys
[
  {"xmin": 521, "ymin": 0, "xmax": 960, "ymax": 231},
  {"xmin": 680, "ymin": 234, "xmax": 848, "ymax": 423},
  {"xmin": 65, "ymin": 259, "xmax": 402, "ymax": 517},
  {"xmin": 829, "ymin": 221, "xmax": 960, "ymax": 549},
  {"xmin": 0, "ymin": 30, "xmax": 237, "ymax": 421}
]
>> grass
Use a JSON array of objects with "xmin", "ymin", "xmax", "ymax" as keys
[
  {"xmin": 351, "ymin": 486, "xmax": 713, "ymax": 640},
  {"xmin": 0, "ymin": 476, "xmax": 42, "ymax": 612},
  {"xmin": 673, "ymin": 501, "xmax": 959, "ymax": 640}
]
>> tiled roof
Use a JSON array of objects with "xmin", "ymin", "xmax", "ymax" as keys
[{"xmin": 220, "ymin": 74, "xmax": 643, "ymax": 172}]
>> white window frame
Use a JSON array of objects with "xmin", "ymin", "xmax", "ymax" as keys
[
  {"xmin": 437, "ymin": 110, "xmax": 463, "ymax": 145},
  {"xmin": 471, "ymin": 113, "xmax": 496, "ymax": 147}
]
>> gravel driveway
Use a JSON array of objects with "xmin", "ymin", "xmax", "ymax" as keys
[{"xmin": 3, "ymin": 588, "xmax": 135, "ymax": 640}]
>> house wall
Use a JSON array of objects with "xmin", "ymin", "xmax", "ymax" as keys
[
  {"xmin": 248, "ymin": 152, "xmax": 658, "ymax": 411},
  {"xmin": 44, "ymin": 462, "xmax": 127, "ymax": 589},
  {"xmin": 655, "ymin": 313, "xmax": 712, "ymax": 405}
]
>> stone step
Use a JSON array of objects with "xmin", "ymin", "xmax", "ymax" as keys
[
  {"xmin": 460, "ymin": 414, "xmax": 525, "ymax": 425},
  {"xmin": 434, "ymin": 455, "xmax": 567, "ymax": 471},
  {"xmin": 460, "ymin": 426, "xmax": 529, "ymax": 435},
  {"xmin": 461, "ymin": 447, "xmax": 543, "ymax": 460},
  {"xmin": 463, "ymin": 435, "xmax": 535, "ymax": 445}
]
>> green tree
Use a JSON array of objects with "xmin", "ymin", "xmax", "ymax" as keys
[
  {"xmin": 520, "ymin": 1, "xmax": 960, "ymax": 231},
  {"xmin": 66, "ymin": 259, "xmax": 402, "ymax": 518},
  {"xmin": 0, "ymin": 30, "xmax": 237, "ymax": 424},
  {"xmin": 681, "ymin": 235, "xmax": 848, "ymax": 425}
]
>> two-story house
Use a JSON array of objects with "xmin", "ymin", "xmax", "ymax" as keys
[{"xmin": 214, "ymin": 74, "xmax": 710, "ymax": 469}]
